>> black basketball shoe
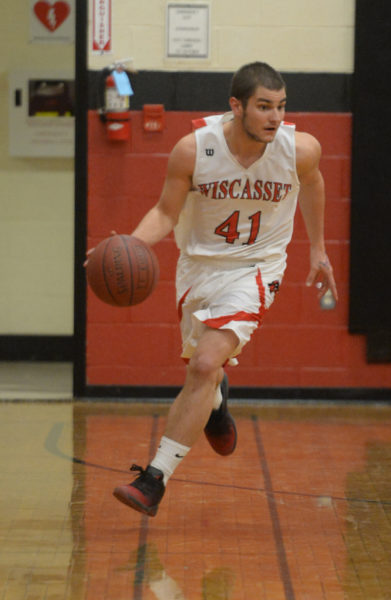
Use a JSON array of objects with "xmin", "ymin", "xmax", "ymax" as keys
[
  {"xmin": 113, "ymin": 464, "xmax": 165, "ymax": 517},
  {"xmin": 204, "ymin": 373, "xmax": 237, "ymax": 456}
]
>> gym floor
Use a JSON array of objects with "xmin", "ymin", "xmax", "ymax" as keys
[{"xmin": 1, "ymin": 363, "xmax": 391, "ymax": 600}]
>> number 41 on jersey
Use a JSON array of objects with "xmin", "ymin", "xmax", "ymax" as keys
[{"xmin": 215, "ymin": 210, "xmax": 261, "ymax": 245}]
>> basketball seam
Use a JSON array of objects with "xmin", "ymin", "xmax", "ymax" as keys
[
  {"xmin": 147, "ymin": 244, "xmax": 159, "ymax": 295},
  {"xmin": 145, "ymin": 245, "xmax": 153, "ymax": 296},
  {"xmin": 120, "ymin": 234, "xmax": 134, "ymax": 305},
  {"xmin": 102, "ymin": 239, "xmax": 120, "ymax": 305}
]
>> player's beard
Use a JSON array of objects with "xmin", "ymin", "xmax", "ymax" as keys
[{"xmin": 241, "ymin": 111, "xmax": 277, "ymax": 144}]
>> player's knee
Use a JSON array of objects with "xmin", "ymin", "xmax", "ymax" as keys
[{"xmin": 188, "ymin": 353, "xmax": 220, "ymax": 384}]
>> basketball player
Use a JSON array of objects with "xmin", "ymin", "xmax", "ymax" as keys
[{"xmin": 111, "ymin": 62, "xmax": 338, "ymax": 516}]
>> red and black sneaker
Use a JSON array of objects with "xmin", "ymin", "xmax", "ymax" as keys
[
  {"xmin": 113, "ymin": 464, "xmax": 165, "ymax": 517},
  {"xmin": 204, "ymin": 374, "xmax": 237, "ymax": 456}
]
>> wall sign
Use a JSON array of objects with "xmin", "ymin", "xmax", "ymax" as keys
[
  {"xmin": 92, "ymin": 0, "xmax": 112, "ymax": 54},
  {"xmin": 30, "ymin": 0, "xmax": 74, "ymax": 43},
  {"xmin": 9, "ymin": 70, "xmax": 75, "ymax": 158},
  {"xmin": 166, "ymin": 3, "xmax": 210, "ymax": 59}
]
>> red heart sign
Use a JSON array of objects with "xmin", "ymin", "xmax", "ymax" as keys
[{"xmin": 33, "ymin": 1, "xmax": 70, "ymax": 32}]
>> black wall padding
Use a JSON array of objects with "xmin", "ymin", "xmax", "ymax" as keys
[
  {"xmin": 88, "ymin": 70, "xmax": 352, "ymax": 113},
  {"xmin": 349, "ymin": 0, "xmax": 391, "ymax": 361}
]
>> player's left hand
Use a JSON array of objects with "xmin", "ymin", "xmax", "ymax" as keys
[{"xmin": 306, "ymin": 248, "xmax": 338, "ymax": 301}]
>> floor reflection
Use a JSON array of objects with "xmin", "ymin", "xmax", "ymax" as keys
[
  {"xmin": 115, "ymin": 542, "xmax": 235, "ymax": 599},
  {"xmin": 1, "ymin": 401, "xmax": 391, "ymax": 599},
  {"xmin": 343, "ymin": 442, "xmax": 391, "ymax": 598}
]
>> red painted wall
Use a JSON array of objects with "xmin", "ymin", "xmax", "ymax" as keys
[{"xmin": 86, "ymin": 110, "xmax": 391, "ymax": 389}]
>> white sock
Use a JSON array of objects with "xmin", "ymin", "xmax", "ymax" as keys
[
  {"xmin": 150, "ymin": 436, "xmax": 190, "ymax": 485},
  {"xmin": 213, "ymin": 383, "xmax": 223, "ymax": 410}
]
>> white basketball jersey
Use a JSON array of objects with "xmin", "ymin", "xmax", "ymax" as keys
[{"xmin": 174, "ymin": 113, "xmax": 300, "ymax": 278}]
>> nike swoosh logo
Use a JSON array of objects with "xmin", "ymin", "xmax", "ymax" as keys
[{"xmin": 175, "ymin": 453, "xmax": 185, "ymax": 458}]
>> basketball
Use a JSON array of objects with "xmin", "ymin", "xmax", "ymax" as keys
[{"xmin": 86, "ymin": 234, "xmax": 159, "ymax": 306}]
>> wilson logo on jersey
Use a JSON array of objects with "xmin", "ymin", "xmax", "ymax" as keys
[
  {"xmin": 205, "ymin": 148, "xmax": 214, "ymax": 156},
  {"xmin": 198, "ymin": 178, "xmax": 292, "ymax": 203}
]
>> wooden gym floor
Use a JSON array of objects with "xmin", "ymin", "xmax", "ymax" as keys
[{"xmin": 1, "ymin": 364, "xmax": 391, "ymax": 599}]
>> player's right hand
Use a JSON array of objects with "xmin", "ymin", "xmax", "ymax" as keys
[{"xmin": 83, "ymin": 230, "xmax": 117, "ymax": 267}]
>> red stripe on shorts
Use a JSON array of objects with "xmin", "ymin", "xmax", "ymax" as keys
[
  {"xmin": 203, "ymin": 269, "xmax": 267, "ymax": 329},
  {"xmin": 178, "ymin": 287, "xmax": 191, "ymax": 322}
]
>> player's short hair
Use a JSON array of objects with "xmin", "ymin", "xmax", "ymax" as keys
[{"xmin": 230, "ymin": 62, "xmax": 286, "ymax": 107}]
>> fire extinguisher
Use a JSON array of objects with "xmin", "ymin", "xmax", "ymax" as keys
[{"xmin": 100, "ymin": 61, "xmax": 134, "ymax": 141}]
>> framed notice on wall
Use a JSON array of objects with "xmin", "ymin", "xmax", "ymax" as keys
[
  {"xmin": 166, "ymin": 3, "xmax": 210, "ymax": 59},
  {"xmin": 9, "ymin": 70, "xmax": 75, "ymax": 157}
]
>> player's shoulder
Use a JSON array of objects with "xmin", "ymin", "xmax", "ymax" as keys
[
  {"xmin": 294, "ymin": 130, "xmax": 322, "ymax": 172},
  {"xmin": 295, "ymin": 130, "xmax": 321, "ymax": 156},
  {"xmin": 172, "ymin": 132, "xmax": 196, "ymax": 155},
  {"xmin": 168, "ymin": 132, "xmax": 197, "ymax": 175}
]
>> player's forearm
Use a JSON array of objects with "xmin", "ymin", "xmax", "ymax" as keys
[
  {"xmin": 298, "ymin": 179, "xmax": 326, "ymax": 252},
  {"xmin": 132, "ymin": 205, "xmax": 176, "ymax": 246}
]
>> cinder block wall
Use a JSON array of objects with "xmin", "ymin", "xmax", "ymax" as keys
[
  {"xmin": 0, "ymin": 0, "xmax": 354, "ymax": 343},
  {"xmin": 86, "ymin": 110, "xmax": 391, "ymax": 389}
]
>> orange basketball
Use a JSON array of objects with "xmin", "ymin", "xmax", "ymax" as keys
[{"xmin": 86, "ymin": 234, "xmax": 159, "ymax": 306}]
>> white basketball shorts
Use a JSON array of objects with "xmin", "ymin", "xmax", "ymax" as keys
[{"xmin": 176, "ymin": 255, "xmax": 281, "ymax": 365}]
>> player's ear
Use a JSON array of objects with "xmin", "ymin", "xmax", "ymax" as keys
[{"xmin": 229, "ymin": 96, "xmax": 243, "ymax": 117}]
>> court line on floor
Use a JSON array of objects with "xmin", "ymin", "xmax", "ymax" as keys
[
  {"xmin": 132, "ymin": 414, "xmax": 160, "ymax": 600},
  {"xmin": 44, "ymin": 419, "xmax": 160, "ymax": 599},
  {"xmin": 44, "ymin": 422, "xmax": 391, "ymax": 508},
  {"xmin": 252, "ymin": 415, "xmax": 295, "ymax": 600}
]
